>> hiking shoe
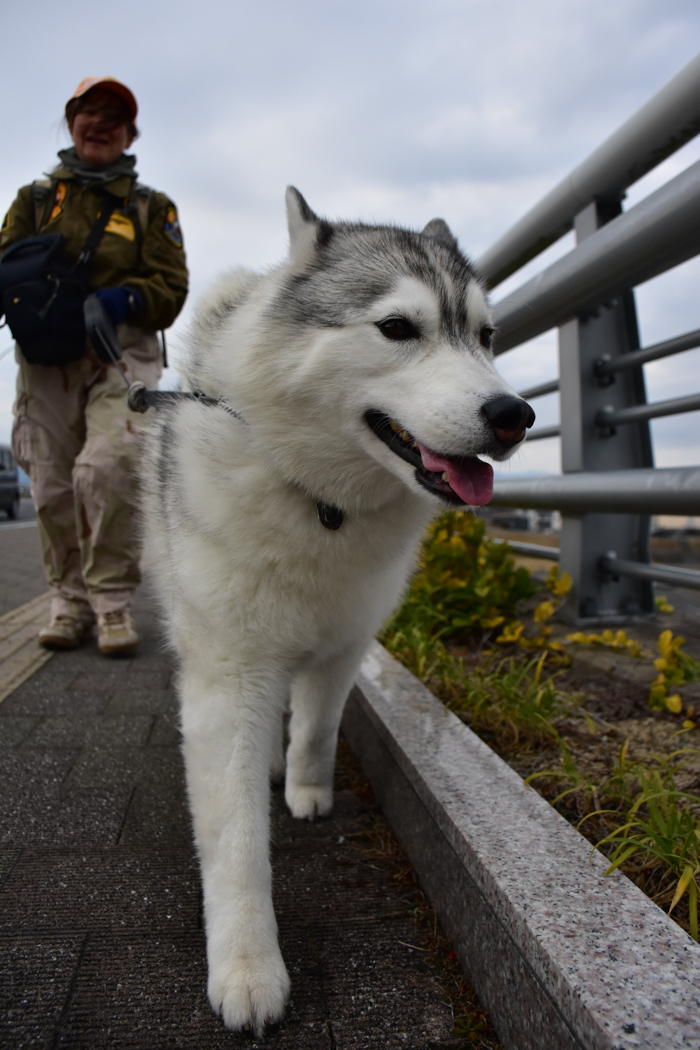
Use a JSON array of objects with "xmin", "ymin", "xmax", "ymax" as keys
[
  {"xmin": 97, "ymin": 610, "xmax": 139, "ymax": 655},
  {"xmin": 39, "ymin": 615, "xmax": 93, "ymax": 650}
]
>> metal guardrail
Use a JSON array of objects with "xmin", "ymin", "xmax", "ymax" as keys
[
  {"xmin": 524, "ymin": 329, "xmax": 700, "ymax": 408},
  {"xmin": 594, "ymin": 327, "xmax": 700, "ymax": 378},
  {"xmin": 491, "ymin": 537, "xmax": 560, "ymax": 562},
  {"xmin": 477, "ymin": 53, "xmax": 700, "ymax": 621},
  {"xmin": 595, "ymin": 393, "xmax": 700, "ymax": 430},
  {"xmin": 527, "ymin": 424, "xmax": 562, "ymax": 442},
  {"xmin": 490, "ymin": 468, "xmax": 700, "ymax": 516},
  {"xmin": 518, "ymin": 379, "xmax": 560, "ymax": 400},
  {"xmin": 600, "ymin": 552, "xmax": 700, "ymax": 592},
  {"xmin": 477, "ymin": 53, "xmax": 700, "ymax": 288},
  {"xmin": 491, "ymin": 157, "xmax": 700, "ymax": 354},
  {"xmin": 491, "ymin": 538, "xmax": 700, "ymax": 592}
]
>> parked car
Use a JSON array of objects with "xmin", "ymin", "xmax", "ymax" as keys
[{"xmin": 0, "ymin": 445, "xmax": 21, "ymax": 520}]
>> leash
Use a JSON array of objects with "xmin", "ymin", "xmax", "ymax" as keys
[
  {"xmin": 127, "ymin": 381, "xmax": 344, "ymax": 531},
  {"xmin": 127, "ymin": 381, "xmax": 245, "ymax": 419}
]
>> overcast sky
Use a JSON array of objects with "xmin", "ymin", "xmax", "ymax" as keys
[{"xmin": 1, "ymin": 0, "xmax": 699, "ymax": 476}]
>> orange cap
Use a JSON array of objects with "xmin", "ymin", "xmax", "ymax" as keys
[{"xmin": 66, "ymin": 77, "xmax": 138, "ymax": 122}]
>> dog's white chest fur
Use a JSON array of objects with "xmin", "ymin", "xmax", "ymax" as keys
[{"xmin": 141, "ymin": 187, "xmax": 530, "ymax": 1033}]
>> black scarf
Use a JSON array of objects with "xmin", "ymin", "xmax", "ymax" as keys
[{"xmin": 54, "ymin": 147, "xmax": 138, "ymax": 188}]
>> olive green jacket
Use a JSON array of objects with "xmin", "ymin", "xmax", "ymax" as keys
[{"xmin": 0, "ymin": 166, "xmax": 188, "ymax": 332}]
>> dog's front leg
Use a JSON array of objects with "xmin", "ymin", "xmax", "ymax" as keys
[
  {"xmin": 180, "ymin": 670, "xmax": 290, "ymax": 1033},
  {"xmin": 285, "ymin": 645, "xmax": 367, "ymax": 820}
]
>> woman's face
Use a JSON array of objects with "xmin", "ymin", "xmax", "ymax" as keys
[{"xmin": 70, "ymin": 89, "xmax": 134, "ymax": 167}]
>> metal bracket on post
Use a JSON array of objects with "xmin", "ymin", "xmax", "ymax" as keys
[{"xmin": 558, "ymin": 199, "xmax": 655, "ymax": 625}]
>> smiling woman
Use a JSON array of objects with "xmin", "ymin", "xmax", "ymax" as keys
[{"xmin": 0, "ymin": 76, "xmax": 188, "ymax": 656}]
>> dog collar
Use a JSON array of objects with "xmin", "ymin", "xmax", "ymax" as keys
[{"xmin": 128, "ymin": 382, "xmax": 346, "ymax": 530}]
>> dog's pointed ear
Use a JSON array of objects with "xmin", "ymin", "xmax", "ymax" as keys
[
  {"xmin": 422, "ymin": 218, "xmax": 459, "ymax": 252},
  {"xmin": 286, "ymin": 186, "xmax": 323, "ymax": 267}
]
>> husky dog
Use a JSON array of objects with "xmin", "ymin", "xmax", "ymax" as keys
[{"xmin": 141, "ymin": 188, "xmax": 534, "ymax": 1033}]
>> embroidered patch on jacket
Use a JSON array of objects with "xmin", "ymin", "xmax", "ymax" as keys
[
  {"xmin": 48, "ymin": 182, "xmax": 67, "ymax": 223},
  {"xmin": 105, "ymin": 211, "xmax": 136, "ymax": 241},
  {"xmin": 163, "ymin": 206, "xmax": 183, "ymax": 247}
]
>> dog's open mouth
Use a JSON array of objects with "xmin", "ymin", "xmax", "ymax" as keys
[{"xmin": 365, "ymin": 411, "xmax": 494, "ymax": 506}]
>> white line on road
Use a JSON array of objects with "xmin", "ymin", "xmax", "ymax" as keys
[{"xmin": 0, "ymin": 520, "xmax": 38, "ymax": 531}]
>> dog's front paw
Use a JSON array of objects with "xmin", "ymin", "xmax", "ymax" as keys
[
  {"xmin": 285, "ymin": 782, "xmax": 333, "ymax": 820},
  {"xmin": 208, "ymin": 948, "xmax": 290, "ymax": 1034}
]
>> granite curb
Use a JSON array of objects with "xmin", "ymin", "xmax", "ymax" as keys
[{"xmin": 341, "ymin": 641, "xmax": 700, "ymax": 1050}]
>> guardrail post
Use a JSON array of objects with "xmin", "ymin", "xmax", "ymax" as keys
[{"xmin": 558, "ymin": 200, "xmax": 655, "ymax": 623}]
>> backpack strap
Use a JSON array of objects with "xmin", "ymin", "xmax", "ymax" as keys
[
  {"xmin": 75, "ymin": 191, "xmax": 123, "ymax": 266},
  {"xmin": 31, "ymin": 178, "xmax": 55, "ymax": 232},
  {"xmin": 127, "ymin": 181, "xmax": 154, "ymax": 246}
]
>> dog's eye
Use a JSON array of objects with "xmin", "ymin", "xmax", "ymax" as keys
[
  {"xmin": 376, "ymin": 317, "xmax": 420, "ymax": 341},
  {"xmin": 479, "ymin": 326, "xmax": 494, "ymax": 349}
]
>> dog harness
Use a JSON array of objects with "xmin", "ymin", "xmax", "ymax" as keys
[{"xmin": 127, "ymin": 381, "xmax": 345, "ymax": 531}]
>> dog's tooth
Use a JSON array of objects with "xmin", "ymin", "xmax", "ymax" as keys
[
  {"xmin": 442, "ymin": 472, "xmax": 449, "ymax": 482},
  {"xmin": 399, "ymin": 431, "xmax": 410, "ymax": 441},
  {"xmin": 389, "ymin": 421, "xmax": 401, "ymax": 432}
]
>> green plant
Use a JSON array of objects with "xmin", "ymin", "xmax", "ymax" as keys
[
  {"xmin": 527, "ymin": 738, "xmax": 700, "ymax": 941},
  {"xmin": 594, "ymin": 758, "xmax": 700, "ymax": 942},
  {"xmin": 379, "ymin": 510, "xmax": 700, "ymax": 944},
  {"xmin": 495, "ymin": 564, "xmax": 572, "ymax": 661},
  {"xmin": 443, "ymin": 650, "xmax": 570, "ymax": 747},
  {"xmin": 379, "ymin": 512, "xmax": 538, "ymax": 651}
]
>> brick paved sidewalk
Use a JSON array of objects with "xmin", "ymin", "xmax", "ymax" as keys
[{"xmin": 0, "ymin": 527, "xmax": 473, "ymax": 1050}]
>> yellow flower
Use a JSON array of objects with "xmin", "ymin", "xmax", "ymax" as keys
[
  {"xmin": 533, "ymin": 600, "xmax": 555, "ymax": 624},
  {"xmin": 566, "ymin": 631, "xmax": 587, "ymax": 644},
  {"xmin": 665, "ymin": 694, "xmax": 683, "ymax": 714},
  {"xmin": 496, "ymin": 621, "xmax": 524, "ymax": 643},
  {"xmin": 550, "ymin": 570, "xmax": 573, "ymax": 596}
]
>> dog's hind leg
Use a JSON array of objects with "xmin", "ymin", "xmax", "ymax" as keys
[
  {"xmin": 179, "ymin": 665, "xmax": 291, "ymax": 1033},
  {"xmin": 285, "ymin": 644, "xmax": 367, "ymax": 821}
]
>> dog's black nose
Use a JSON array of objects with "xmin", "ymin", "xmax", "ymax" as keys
[{"xmin": 482, "ymin": 396, "xmax": 535, "ymax": 445}]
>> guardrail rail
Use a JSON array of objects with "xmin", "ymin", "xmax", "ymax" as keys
[{"xmin": 476, "ymin": 52, "xmax": 700, "ymax": 622}]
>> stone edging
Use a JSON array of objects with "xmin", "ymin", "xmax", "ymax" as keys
[{"xmin": 341, "ymin": 641, "xmax": 700, "ymax": 1050}]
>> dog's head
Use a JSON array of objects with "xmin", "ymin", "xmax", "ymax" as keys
[{"xmin": 238, "ymin": 188, "xmax": 534, "ymax": 511}]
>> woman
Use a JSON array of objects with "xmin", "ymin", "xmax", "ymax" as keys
[{"xmin": 0, "ymin": 77, "xmax": 188, "ymax": 654}]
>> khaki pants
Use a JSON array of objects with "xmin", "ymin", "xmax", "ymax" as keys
[{"xmin": 12, "ymin": 333, "xmax": 161, "ymax": 620}]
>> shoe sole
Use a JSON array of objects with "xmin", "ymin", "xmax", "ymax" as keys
[
  {"xmin": 98, "ymin": 641, "xmax": 139, "ymax": 655},
  {"xmin": 39, "ymin": 636, "xmax": 82, "ymax": 651}
]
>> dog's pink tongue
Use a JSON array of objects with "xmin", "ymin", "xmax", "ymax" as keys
[{"xmin": 416, "ymin": 443, "xmax": 494, "ymax": 505}]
